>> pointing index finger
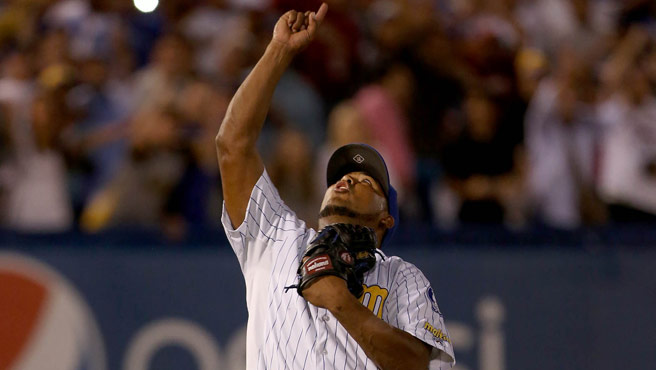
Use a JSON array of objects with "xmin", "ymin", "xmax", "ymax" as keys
[{"xmin": 313, "ymin": 3, "xmax": 328, "ymax": 24}]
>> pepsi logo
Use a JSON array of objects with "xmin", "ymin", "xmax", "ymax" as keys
[{"xmin": 0, "ymin": 253, "xmax": 106, "ymax": 370}]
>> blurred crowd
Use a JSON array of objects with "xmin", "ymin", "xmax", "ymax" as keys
[{"xmin": 0, "ymin": 0, "xmax": 655, "ymax": 237}]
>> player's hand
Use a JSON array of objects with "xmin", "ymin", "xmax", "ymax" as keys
[
  {"xmin": 302, "ymin": 275, "xmax": 354, "ymax": 311},
  {"xmin": 271, "ymin": 3, "xmax": 328, "ymax": 55}
]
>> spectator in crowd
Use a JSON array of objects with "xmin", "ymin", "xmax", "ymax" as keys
[
  {"xmin": 268, "ymin": 66, "xmax": 326, "ymax": 150},
  {"xmin": 80, "ymin": 109, "xmax": 184, "ymax": 231},
  {"xmin": 353, "ymin": 64, "xmax": 416, "ymax": 194},
  {"xmin": 62, "ymin": 57, "xmax": 131, "ymax": 217},
  {"xmin": 131, "ymin": 32, "xmax": 194, "ymax": 113},
  {"xmin": 442, "ymin": 88, "xmax": 524, "ymax": 225},
  {"xmin": 597, "ymin": 27, "xmax": 656, "ymax": 221},
  {"xmin": 163, "ymin": 81, "xmax": 231, "ymax": 237},
  {"xmin": 524, "ymin": 45, "xmax": 606, "ymax": 228},
  {"xmin": 514, "ymin": 0, "xmax": 617, "ymax": 59},
  {"xmin": 316, "ymin": 100, "xmax": 371, "ymax": 191},
  {"xmin": 2, "ymin": 92, "xmax": 74, "ymax": 231},
  {"xmin": 0, "ymin": 50, "xmax": 35, "ymax": 160},
  {"xmin": 268, "ymin": 128, "xmax": 321, "ymax": 229},
  {"xmin": 182, "ymin": 6, "xmax": 256, "ymax": 88}
]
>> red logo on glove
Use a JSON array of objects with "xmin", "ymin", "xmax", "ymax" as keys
[{"xmin": 304, "ymin": 255, "xmax": 332, "ymax": 274}]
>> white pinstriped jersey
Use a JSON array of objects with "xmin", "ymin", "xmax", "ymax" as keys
[{"xmin": 221, "ymin": 170, "xmax": 455, "ymax": 369}]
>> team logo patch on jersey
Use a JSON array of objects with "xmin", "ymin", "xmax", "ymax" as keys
[
  {"xmin": 426, "ymin": 287, "xmax": 442, "ymax": 315},
  {"xmin": 304, "ymin": 255, "xmax": 332, "ymax": 274},
  {"xmin": 360, "ymin": 284, "xmax": 389, "ymax": 319}
]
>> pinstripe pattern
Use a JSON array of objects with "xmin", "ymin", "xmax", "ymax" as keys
[{"xmin": 222, "ymin": 170, "xmax": 455, "ymax": 369}]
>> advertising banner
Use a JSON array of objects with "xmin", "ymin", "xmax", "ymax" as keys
[{"xmin": 1, "ymin": 243, "xmax": 653, "ymax": 370}]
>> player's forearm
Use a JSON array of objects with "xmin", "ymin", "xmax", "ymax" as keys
[
  {"xmin": 329, "ymin": 295, "xmax": 430, "ymax": 370},
  {"xmin": 216, "ymin": 41, "xmax": 292, "ymax": 154}
]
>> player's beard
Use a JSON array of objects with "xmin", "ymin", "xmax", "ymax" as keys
[{"xmin": 318, "ymin": 205, "xmax": 380, "ymax": 223}]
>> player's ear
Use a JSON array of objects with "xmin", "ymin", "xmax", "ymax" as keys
[{"xmin": 379, "ymin": 213, "xmax": 394, "ymax": 231}]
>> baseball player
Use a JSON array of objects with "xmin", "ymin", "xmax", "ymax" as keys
[{"xmin": 216, "ymin": 3, "xmax": 455, "ymax": 369}]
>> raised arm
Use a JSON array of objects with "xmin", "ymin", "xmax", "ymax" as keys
[{"xmin": 216, "ymin": 4, "xmax": 328, "ymax": 227}]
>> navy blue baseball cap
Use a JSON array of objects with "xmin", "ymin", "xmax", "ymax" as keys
[{"xmin": 326, "ymin": 143, "xmax": 399, "ymax": 246}]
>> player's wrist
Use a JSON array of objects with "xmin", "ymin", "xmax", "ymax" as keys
[
  {"xmin": 266, "ymin": 39, "xmax": 296, "ymax": 64},
  {"xmin": 324, "ymin": 285, "xmax": 359, "ymax": 314}
]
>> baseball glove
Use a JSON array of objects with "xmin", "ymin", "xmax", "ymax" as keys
[{"xmin": 285, "ymin": 223, "xmax": 381, "ymax": 299}]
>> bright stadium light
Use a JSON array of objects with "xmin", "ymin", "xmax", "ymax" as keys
[{"xmin": 134, "ymin": 0, "xmax": 159, "ymax": 13}]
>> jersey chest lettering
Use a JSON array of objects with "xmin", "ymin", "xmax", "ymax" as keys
[{"xmin": 359, "ymin": 284, "xmax": 389, "ymax": 319}]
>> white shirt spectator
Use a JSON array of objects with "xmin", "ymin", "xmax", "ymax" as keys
[
  {"xmin": 2, "ymin": 150, "xmax": 73, "ymax": 232},
  {"xmin": 515, "ymin": 0, "xmax": 618, "ymax": 55},
  {"xmin": 597, "ymin": 94, "xmax": 656, "ymax": 214},
  {"xmin": 525, "ymin": 79, "xmax": 599, "ymax": 228}
]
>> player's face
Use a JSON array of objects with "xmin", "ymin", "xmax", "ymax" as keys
[{"xmin": 319, "ymin": 171, "xmax": 388, "ymax": 223}]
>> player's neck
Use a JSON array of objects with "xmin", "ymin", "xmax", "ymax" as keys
[
  {"xmin": 318, "ymin": 216, "xmax": 372, "ymax": 230},
  {"xmin": 318, "ymin": 216, "xmax": 357, "ymax": 230}
]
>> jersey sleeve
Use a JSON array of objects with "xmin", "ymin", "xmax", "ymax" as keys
[
  {"xmin": 387, "ymin": 262, "xmax": 456, "ymax": 367},
  {"xmin": 220, "ymin": 169, "xmax": 306, "ymax": 270}
]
